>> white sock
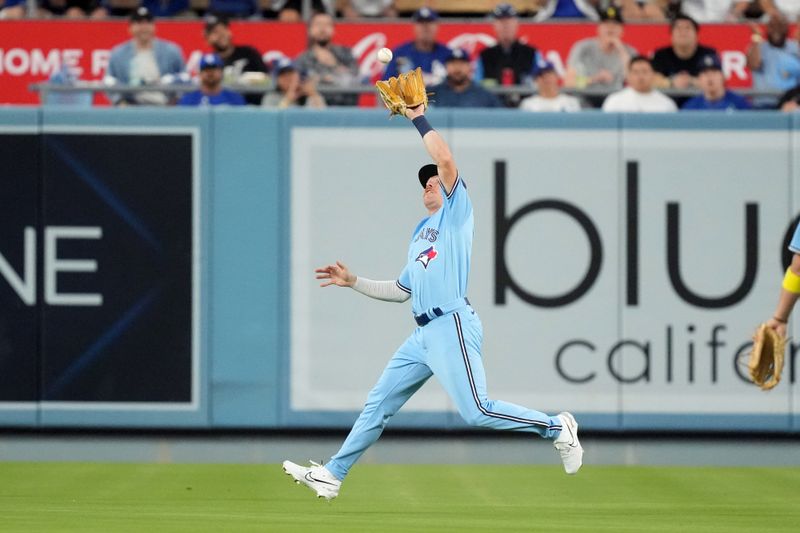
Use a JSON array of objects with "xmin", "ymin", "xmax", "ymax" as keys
[{"xmin": 554, "ymin": 415, "xmax": 570, "ymax": 443}]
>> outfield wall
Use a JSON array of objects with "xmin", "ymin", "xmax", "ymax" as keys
[{"xmin": 1, "ymin": 107, "xmax": 799, "ymax": 432}]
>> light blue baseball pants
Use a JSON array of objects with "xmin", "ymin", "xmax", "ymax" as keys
[{"xmin": 325, "ymin": 306, "xmax": 563, "ymax": 481}]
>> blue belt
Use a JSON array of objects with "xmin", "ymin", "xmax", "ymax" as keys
[{"xmin": 414, "ymin": 297, "xmax": 471, "ymax": 327}]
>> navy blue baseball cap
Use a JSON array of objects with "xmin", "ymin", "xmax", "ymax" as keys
[
  {"xmin": 130, "ymin": 6, "xmax": 154, "ymax": 22},
  {"xmin": 413, "ymin": 7, "xmax": 438, "ymax": 22},
  {"xmin": 199, "ymin": 53, "xmax": 223, "ymax": 70},
  {"xmin": 532, "ymin": 58, "xmax": 556, "ymax": 77},
  {"xmin": 492, "ymin": 3, "xmax": 517, "ymax": 18},
  {"xmin": 418, "ymin": 164, "xmax": 438, "ymax": 188},
  {"xmin": 445, "ymin": 48, "xmax": 470, "ymax": 63},
  {"xmin": 599, "ymin": 5, "xmax": 623, "ymax": 23},
  {"xmin": 273, "ymin": 57, "xmax": 297, "ymax": 74},
  {"xmin": 697, "ymin": 54, "xmax": 722, "ymax": 72}
]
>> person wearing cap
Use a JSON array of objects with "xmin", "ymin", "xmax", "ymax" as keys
[
  {"xmin": 294, "ymin": 11, "xmax": 360, "ymax": 106},
  {"xmin": 519, "ymin": 59, "xmax": 582, "ymax": 112},
  {"xmin": 564, "ymin": 6, "xmax": 637, "ymax": 101},
  {"xmin": 428, "ymin": 48, "xmax": 501, "ymax": 108},
  {"xmin": 602, "ymin": 56, "xmax": 677, "ymax": 112},
  {"xmin": 474, "ymin": 3, "xmax": 539, "ymax": 107},
  {"xmin": 178, "ymin": 53, "xmax": 246, "ymax": 107},
  {"xmin": 651, "ymin": 14, "xmax": 718, "ymax": 93},
  {"xmin": 204, "ymin": 13, "xmax": 268, "ymax": 105},
  {"xmin": 681, "ymin": 54, "xmax": 751, "ymax": 110},
  {"xmin": 383, "ymin": 7, "xmax": 450, "ymax": 86},
  {"xmin": 747, "ymin": 14, "xmax": 800, "ymax": 108},
  {"xmin": 284, "ymin": 93, "xmax": 584, "ymax": 502},
  {"xmin": 105, "ymin": 7, "xmax": 186, "ymax": 105},
  {"xmin": 261, "ymin": 59, "xmax": 326, "ymax": 109}
]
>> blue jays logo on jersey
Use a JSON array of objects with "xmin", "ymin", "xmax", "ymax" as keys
[{"xmin": 416, "ymin": 246, "xmax": 438, "ymax": 269}]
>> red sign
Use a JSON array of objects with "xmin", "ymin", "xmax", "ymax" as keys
[{"xmin": 0, "ymin": 20, "xmax": 755, "ymax": 105}]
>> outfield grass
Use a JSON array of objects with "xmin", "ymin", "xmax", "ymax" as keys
[{"xmin": 0, "ymin": 463, "xmax": 798, "ymax": 532}]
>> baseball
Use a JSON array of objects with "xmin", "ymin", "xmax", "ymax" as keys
[{"xmin": 377, "ymin": 47, "xmax": 393, "ymax": 64}]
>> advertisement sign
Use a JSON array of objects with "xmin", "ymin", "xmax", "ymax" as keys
[
  {"xmin": 0, "ymin": 128, "xmax": 199, "ymax": 406},
  {"xmin": 0, "ymin": 132, "xmax": 40, "ymax": 402},
  {"xmin": 289, "ymin": 124, "xmax": 793, "ymax": 420},
  {"xmin": 0, "ymin": 20, "xmax": 755, "ymax": 104}
]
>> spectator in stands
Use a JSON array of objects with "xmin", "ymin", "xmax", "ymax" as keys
[
  {"xmin": 2, "ymin": 0, "xmax": 108, "ymax": 18},
  {"xmin": 341, "ymin": 0, "xmax": 396, "ymax": 18},
  {"xmin": 0, "ymin": 0, "xmax": 26, "ymax": 18},
  {"xmin": 261, "ymin": 58, "xmax": 326, "ymax": 108},
  {"xmin": 564, "ymin": 6, "xmax": 637, "ymax": 97},
  {"xmin": 295, "ymin": 11, "xmax": 360, "ymax": 106},
  {"xmin": 760, "ymin": 0, "xmax": 800, "ymax": 21},
  {"xmin": 97, "ymin": 0, "xmax": 193, "ymax": 18},
  {"xmin": 652, "ymin": 14, "xmax": 718, "ymax": 90},
  {"xmin": 178, "ymin": 53, "xmax": 246, "ymax": 106},
  {"xmin": 204, "ymin": 13, "xmax": 268, "ymax": 105},
  {"xmin": 533, "ymin": 0, "xmax": 601, "ymax": 21},
  {"xmin": 474, "ymin": 3, "xmax": 539, "ymax": 107},
  {"xmin": 519, "ymin": 59, "xmax": 582, "ymax": 112},
  {"xmin": 383, "ymin": 8, "xmax": 450, "ymax": 86},
  {"xmin": 428, "ymin": 48, "xmax": 501, "ymax": 108},
  {"xmin": 681, "ymin": 54, "xmax": 751, "ymax": 110},
  {"xmin": 680, "ymin": 0, "xmax": 751, "ymax": 22},
  {"xmin": 105, "ymin": 7, "xmax": 186, "ymax": 106},
  {"xmin": 264, "ymin": 0, "xmax": 334, "ymax": 21},
  {"xmin": 777, "ymin": 83, "xmax": 800, "ymax": 110},
  {"xmin": 747, "ymin": 14, "xmax": 800, "ymax": 108},
  {"xmin": 602, "ymin": 56, "xmax": 678, "ymax": 111},
  {"xmin": 619, "ymin": 0, "xmax": 669, "ymax": 21}
]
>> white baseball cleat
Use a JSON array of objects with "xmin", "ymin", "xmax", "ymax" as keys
[
  {"xmin": 282, "ymin": 460, "xmax": 341, "ymax": 500},
  {"xmin": 553, "ymin": 412, "xmax": 583, "ymax": 475}
]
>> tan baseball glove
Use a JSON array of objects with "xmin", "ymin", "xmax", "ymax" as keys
[
  {"xmin": 375, "ymin": 67, "xmax": 430, "ymax": 117},
  {"xmin": 748, "ymin": 323, "xmax": 786, "ymax": 391}
]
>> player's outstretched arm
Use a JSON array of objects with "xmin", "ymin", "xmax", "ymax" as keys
[
  {"xmin": 768, "ymin": 253, "xmax": 800, "ymax": 337},
  {"xmin": 315, "ymin": 261, "xmax": 410, "ymax": 302},
  {"xmin": 405, "ymin": 105, "xmax": 457, "ymax": 194}
]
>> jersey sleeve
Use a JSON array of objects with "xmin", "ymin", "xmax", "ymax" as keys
[
  {"xmin": 397, "ymin": 265, "xmax": 412, "ymax": 295},
  {"xmin": 789, "ymin": 222, "xmax": 800, "ymax": 254},
  {"xmin": 441, "ymin": 174, "xmax": 472, "ymax": 227}
]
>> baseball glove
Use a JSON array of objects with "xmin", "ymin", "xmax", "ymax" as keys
[
  {"xmin": 375, "ymin": 67, "xmax": 430, "ymax": 117},
  {"xmin": 748, "ymin": 323, "xmax": 786, "ymax": 391}
]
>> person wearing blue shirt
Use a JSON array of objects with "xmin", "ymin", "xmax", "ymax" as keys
[
  {"xmin": 178, "ymin": 54, "xmax": 245, "ymax": 107},
  {"xmin": 429, "ymin": 48, "xmax": 500, "ymax": 108},
  {"xmin": 282, "ymin": 101, "xmax": 584, "ymax": 502},
  {"xmin": 747, "ymin": 15, "xmax": 800, "ymax": 108},
  {"xmin": 682, "ymin": 55, "xmax": 751, "ymax": 111},
  {"xmin": 383, "ymin": 8, "xmax": 451, "ymax": 86}
]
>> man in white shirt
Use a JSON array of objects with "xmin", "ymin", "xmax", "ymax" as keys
[
  {"xmin": 520, "ymin": 59, "xmax": 582, "ymax": 112},
  {"xmin": 602, "ymin": 56, "xmax": 678, "ymax": 112}
]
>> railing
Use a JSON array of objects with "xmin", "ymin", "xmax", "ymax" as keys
[{"xmin": 29, "ymin": 82, "xmax": 786, "ymax": 105}]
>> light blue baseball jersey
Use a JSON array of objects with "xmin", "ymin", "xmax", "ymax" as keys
[
  {"xmin": 396, "ymin": 175, "xmax": 473, "ymax": 316},
  {"xmin": 790, "ymin": 222, "xmax": 800, "ymax": 253}
]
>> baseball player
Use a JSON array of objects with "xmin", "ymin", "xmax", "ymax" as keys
[
  {"xmin": 283, "ymin": 106, "xmax": 583, "ymax": 500},
  {"xmin": 766, "ymin": 226, "xmax": 800, "ymax": 336}
]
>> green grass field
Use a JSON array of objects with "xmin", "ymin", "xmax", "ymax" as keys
[{"xmin": 1, "ymin": 463, "xmax": 798, "ymax": 532}]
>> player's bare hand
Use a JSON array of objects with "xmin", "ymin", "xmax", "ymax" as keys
[
  {"xmin": 767, "ymin": 317, "xmax": 788, "ymax": 338},
  {"xmin": 404, "ymin": 104, "xmax": 425, "ymax": 120},
  {"xmin": 315, "ymin": 261, "xmax": 356, "ymax": 288}
]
